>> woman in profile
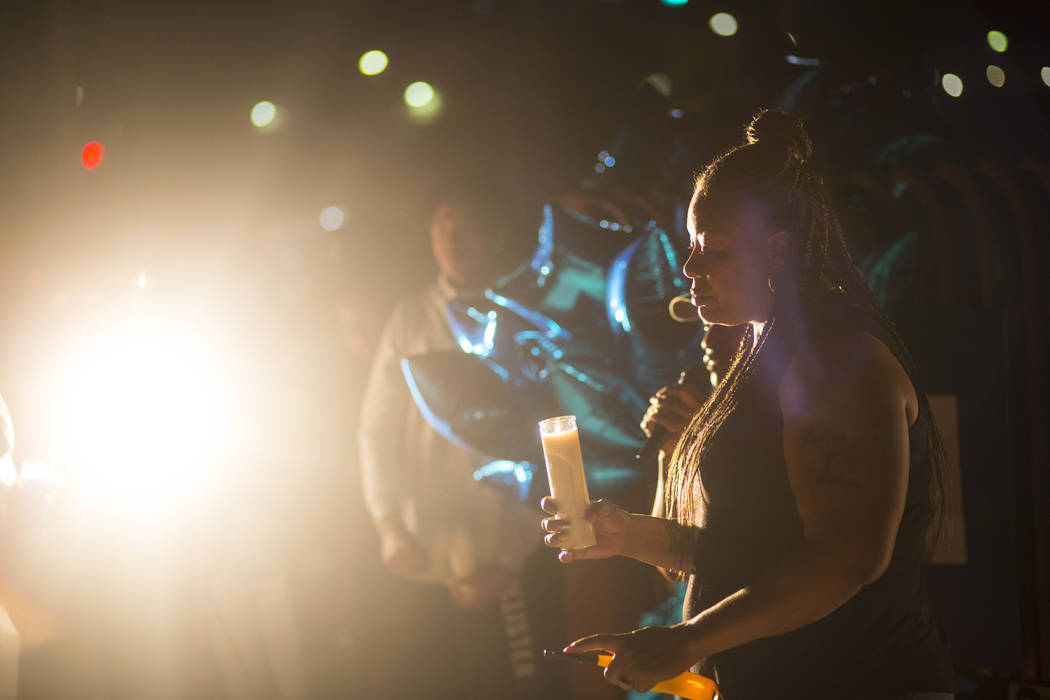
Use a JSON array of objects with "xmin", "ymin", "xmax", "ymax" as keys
[{"xmin": 542, "ymin": 110, "xmax": 955, "ymax": 699}]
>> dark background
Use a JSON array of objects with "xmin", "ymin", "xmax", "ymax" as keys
[{"xmin": 0, "ymin": 0, "xmax": 1048, "ymax": 697}]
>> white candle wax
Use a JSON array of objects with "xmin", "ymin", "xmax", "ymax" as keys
[{"xmin": 538, "ymin": 415, "xmax": 597, "ymax": 550}]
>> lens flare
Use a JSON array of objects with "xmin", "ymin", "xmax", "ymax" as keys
[{"xmin": 50, "ymin": 320, "xmax": 236, "ymax": 519}]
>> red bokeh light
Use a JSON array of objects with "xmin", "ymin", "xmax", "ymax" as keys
[{"xmin": 81, "ymin": 141, "xmax": 105, "ymax": 170}]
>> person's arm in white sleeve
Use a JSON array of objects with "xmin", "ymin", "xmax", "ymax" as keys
[{"xmin": 358, "ymin": 307, "xmax": 428, "ymax": 578}]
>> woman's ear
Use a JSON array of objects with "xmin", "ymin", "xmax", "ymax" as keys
[{"xmin": 765, "ymin": 229, "xmax": 790, "ymax": 273}]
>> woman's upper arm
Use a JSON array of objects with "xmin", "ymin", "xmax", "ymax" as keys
[{"xmin": 778, "ymin": 331, "xmax": 913, "ymax": 585}]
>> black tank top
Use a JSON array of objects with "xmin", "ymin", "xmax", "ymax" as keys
[{"xmin": 682, "ymin": 297, "xmax": 954, "ymax": 700}]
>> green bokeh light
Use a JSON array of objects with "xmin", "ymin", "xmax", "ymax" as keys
[
  {"xmin": 359, "ymin": 50, "xmax": 389, "ymax": 76},
  {"xmin": 986, "ymin": 30, "xmax": 1008, "ymax": 53}
]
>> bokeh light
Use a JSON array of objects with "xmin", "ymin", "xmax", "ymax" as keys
[
  {"xmin": 81, "ymin": 141, "xmax": 105, "ymax": 170},
  {"xmin": 359, "ymin": 50, "xmax": 389, "ymax": 76},
  {"xmin": 320, "ymin": 206, "xmax": 345, "ymax": 231},
  {"xmin": 660, "ymin": 0, "xmax": 689, "ymax": 6},
  {"xmin": 250, "ymin": 100, "xmax": 276, "ymax": 127},
  {"xmin": 1041, "ymin": 67, "xmax": 1050, "ymax": 87},
  {"xmin": 709, "ymin": 12, "xmax": 738, "ymax": 37},
  {"xmin": 986, "ymin": 65, "xmax": 1005, "ymax": 88},
  {"xmin": 136, "ymin": 274, "xmax": 149, "ymax": 289},
  {"xmin": 404, "ymin": 81, "xmax": 435, "ymax": 108},
  {"xmin": 941, "ymin": 73, "xmax": 964, "ymax": 98},
  {"xmin": 643, "ymin": 72, "xmax": 673, "ymax": 98},
  {"xmin": 986, "ymin": 30, "xmax": 1008, "ymax": 53}
]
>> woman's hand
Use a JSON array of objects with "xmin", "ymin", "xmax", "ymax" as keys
[
  {"xmin": 540, "ymin": 498, "xmax": 631, "ymax": 563},
  {"xmin": 641, "ymin": 383, "xmax": 707, "ymax": 454},
  {"xmin": 565, "ymin": 624, "xmax": 705, "ymax": 693}
]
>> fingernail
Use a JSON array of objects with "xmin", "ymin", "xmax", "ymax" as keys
[{"xmin": 563, "ymin": 645, "xmax": 573, "ymax": 653}]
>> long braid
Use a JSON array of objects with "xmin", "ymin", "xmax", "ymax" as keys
[{"xmin": 665, "ymin": 110, "xmax": 947, "ymax": 553}]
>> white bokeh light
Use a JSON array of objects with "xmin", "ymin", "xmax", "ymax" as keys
[
  {"xmin": 404, "ymin": 81, "xmax": 435, "ymax": 108},
  {"xmin": 709, "ymin": 12, "xmax": 738, "ymax": 37},
  {"xmin": 320, "ymin": 206, "xmax": 345, "ymax": 231},
  {"xmin": 251, "ymin": 101, "xmax": 276, "ymax": 127},
  {"xmin": 941, "ymin": 73, "xmax": 963, "ymax": 98}
]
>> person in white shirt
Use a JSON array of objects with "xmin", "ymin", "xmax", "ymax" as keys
[{"xmin": 358, "ymin": 190, "xmax": 556, "ymax": 698}]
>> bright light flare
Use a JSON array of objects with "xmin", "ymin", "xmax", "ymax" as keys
[
  {"xmin": 941, "ymin": 73, "xmax": 964, "ymax": 97},
  {"xmin": 320, "ymin": 206, "xmax": 345, "ymax": 231},
  {"xmin": 0, "ymin": 456, "xmax": 15, "ymax": 488},
  {"xmin": 359, "ymin": 50, "xmax": 389, "ymax": 76},
  {"xmin": 251, "ymin": 100, "xmax": 276, "ymax": 127},
  {"xmin": 136, "ymin": 273, "xmax": 149, "ymax": 289},
  {"xmin": 709, "ymin": 12, "xmax": 738, "ymax": 37},
  {"xmin": 404, "ymin": 81, "xmax": 435, "ymax": 108},
  {"xmin": 50, "ymin": 320, "xmax": 235, "ymax": 519}
]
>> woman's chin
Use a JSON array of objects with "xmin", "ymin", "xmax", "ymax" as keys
[{"xmin": 698, "ymin": 308, "xmax": 725, "ymax": 325}]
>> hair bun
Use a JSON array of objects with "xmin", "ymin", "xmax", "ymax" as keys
[{"xmin": 745, "ymin": 109, "xmax": 813, "ymax": 163}]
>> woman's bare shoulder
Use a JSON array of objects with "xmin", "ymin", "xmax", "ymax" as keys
[{"xmin": 779, "ymin": 329, "xmax": 916, "ymax": 424}]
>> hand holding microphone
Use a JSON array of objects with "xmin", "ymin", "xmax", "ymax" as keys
[{"xmin": 637, "ymin": 366, "xmax": 709, "ymax": 462}]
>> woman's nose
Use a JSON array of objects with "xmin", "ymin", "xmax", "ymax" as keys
[{"xmin": 682, "ymin": 247, "xmax": 702, "ymax": 279}]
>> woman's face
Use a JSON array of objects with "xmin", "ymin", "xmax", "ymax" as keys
[{"xmin": 683, "ymin": 191, "xmax": 784, "ymax": 326}]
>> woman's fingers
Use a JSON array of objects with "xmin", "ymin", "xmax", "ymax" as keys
[
  {"xmin": 539, "ymin": 496, "xmax": 559, "ymax": 514},
  {"xmin": 583, "ymin": 498, "xmax": 618, "ymax": 523},
  {"xmin": 656, "ymin": 384, "xmax": 706, "ymax": 409},
  {"xmin": 650, "ymin": 392, "xmax": 699, "ymax": 422},
  {"xmin": 544, "ymin": 531, "xmax": 568, "ymax": 548},
  {"xmin": 540, "ymin": 517, "xmax": 570, "ymax": 533},
  {"xmin": 568, "ymin": 633, "xmax": 651, "ymax": 692},
  {"xmin": 566, "ymin": 632, "xmax": 624, "ymax": 655}
]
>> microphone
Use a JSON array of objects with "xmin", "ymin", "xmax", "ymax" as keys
[{"xmin": 636, "ymin": 363, "xmax": 708, "ymax": 463}]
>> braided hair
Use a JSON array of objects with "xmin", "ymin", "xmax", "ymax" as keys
[{"xmin": 664, "ymin": 109, "xmax": 947, "ymax": 553}]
